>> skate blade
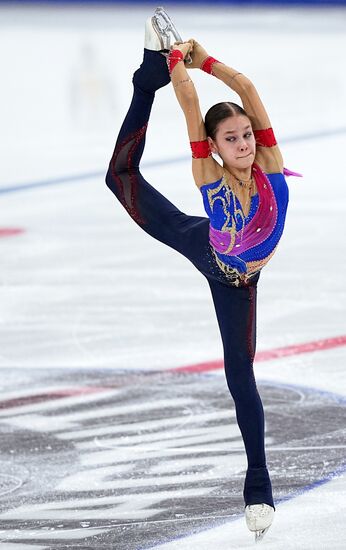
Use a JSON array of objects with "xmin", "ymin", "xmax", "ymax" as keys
[
  {"xmin": 152, "ymin": 7, "xmax": 182, "ymax": 46},
  {"xmin": 152, "ymin": 7, "xmax": 192, "ymax": 63},
  {"xmin": 255, "ymin": 527, "xmax": 270, "ymax": 543}
]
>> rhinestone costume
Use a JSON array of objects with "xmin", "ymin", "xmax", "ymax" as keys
[{"xmin": 200, "ymin": 163, "xmax": 289, "ymax": 281}]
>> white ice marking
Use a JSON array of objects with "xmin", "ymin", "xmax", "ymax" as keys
[
  {"xmin": 1, "ymin": 414, "xmax": 79, "ymax": 433},
  {"xmin": 0, "ymin": 527, "xmax": 110, "ymax": 541},
  {"xmin": 148, "ymin": 454, "xmax": 242, "ymax": 475},
  {"xmin": 1, "ymin": 506, "xmax": 155, "ymax": 521},
  {"xmin": 0, "ymin": 488, "xmax": 212, "ymax": 521},
  {"xmin": 58, "ymin": 451, "xmax": 245, "ymax": 492},
  {"xmin": 1, "ymin": 397, "xmax": 195, "ymax": 432},
  {"xmin": 57, "ymin": 409, "xmax": 235, "ymax": 440},
  {"xmin": 0, "ymin": 388, "xmax": 120, "ymax": 418},
  {"xmin": 75, "ymin": 442, "xmax": 244, "ymax": 466},
  {"xmin": 57, "ymin": 469, "xmax": 239, "ymax": 492},
  {"xmin": 0, "ymin": 544, "xmax": 49, "ymax": 550},
  {"xmin": 81, "ymin": 441, "xmax": 244, "ymax": 466},
  {"xmin": 77, "ymin": 424, "xmax": 242, "ymax": 452}
]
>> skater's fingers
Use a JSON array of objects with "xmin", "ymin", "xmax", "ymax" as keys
[
  {"xmin": 175, "ymin": 41, "xmax": 191, "ymax": 50},
  {"xmin": 187, "ymin": 39, "xmax": 197, "ymax": 51},
  {"xmin": 172, "ymin": 41, "xmax": 193, "ymax": 58}
]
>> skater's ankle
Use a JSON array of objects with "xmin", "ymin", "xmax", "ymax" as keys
[
  {"xmin": 132, "ymin": 49, "xmax": 170, "ymax": 94},
  {"xmin": 132, "ymin": 81, "xmax": 156, "ymax": 97},
  {"xmin": 245, "ymin": 500, "xmax": 275, "ymax": 511}
]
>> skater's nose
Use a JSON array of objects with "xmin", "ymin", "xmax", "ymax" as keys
[{"xmin": 239, "ymin": 138, "xmax": 248, "ymax": 152}]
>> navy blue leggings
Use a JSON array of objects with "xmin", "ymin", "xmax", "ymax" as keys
[{"xmin": 106, "ymin": 50, "xmax": 274, "ymax": 508}]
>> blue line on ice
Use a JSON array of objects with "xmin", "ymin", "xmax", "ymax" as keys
[
  {"xmin": 150, "ymin": 377, "xmax": 346, "ymax": 549},
  {"xmin": 1, "ymin": 127, "xmax": 346, "ymax": 195}
]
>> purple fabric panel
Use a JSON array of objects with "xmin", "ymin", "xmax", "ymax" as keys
[
  {"xmin": 283, "ymin": 167, "xmax": 303, "ymax": 178},
  {"xmin": 209, "ymin": 164, "xmax": 278, "ymax": 256}
]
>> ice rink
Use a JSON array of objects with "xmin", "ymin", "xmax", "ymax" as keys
[{"xmin": 1, "ymin": 3, "xmax": 346, "ymax": 548}]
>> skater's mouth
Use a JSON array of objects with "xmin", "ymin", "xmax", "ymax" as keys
[{"xmin": 237, "ymin": 153, "xmax": 253, "ymax": 159}]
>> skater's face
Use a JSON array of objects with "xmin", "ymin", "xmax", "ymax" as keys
[{"xmin": 208, "ymin": 115, "xmax": 256, "ymax": 171}]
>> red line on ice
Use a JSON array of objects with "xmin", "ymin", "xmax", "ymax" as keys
[
  {"xmin": 0, "ymin": 387, "xmax": 113, "ymax": 410},
  {"xmin": 1, "ymin": 336, "xmax": 345, "ymax": 409},
  {"xmin": 0, "ymin": 228, "xmax": 25, "ymax": 238},
  {"xmin": 173, "ymin": 335, "xmax": 346, "ymax": 374}
]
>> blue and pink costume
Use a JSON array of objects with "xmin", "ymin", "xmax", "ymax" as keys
[
  {"xmin": 200, "ymin": 165, "xmax": 290, "ymax": 286},
  {"xmin": 106, "ymin": 49, "xmax": 296, "ymax": 509}
]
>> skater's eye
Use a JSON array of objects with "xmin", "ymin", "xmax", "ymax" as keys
[
  {"xmin": 226, "ymin": 136, "xmax": 236, "ymax": 142},
  {"xmin": 244, "ymin": 132, "xmax": 253, "ymax": 138}
]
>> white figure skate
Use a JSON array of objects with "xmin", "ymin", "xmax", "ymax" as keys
[
  {"xmin": 245, "ymin": 504, "xmax": 274, "ymax": 542},
  {"xmin": 144, "ymin": 7, "xmax": 192, "ymax": 63}
]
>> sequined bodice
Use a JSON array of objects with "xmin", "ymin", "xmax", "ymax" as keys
[
  {"xmin": 200, "ymin": 164, "xmax": 289, "ymax": 283},
  {"xmin": 202, "ymin": 175, "xmax": 259, "ymax": 233}
]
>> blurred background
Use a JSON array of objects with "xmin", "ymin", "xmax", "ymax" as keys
[{"xmin": 1, "ymin": 0, "xmax": 346, "ymax": 371}]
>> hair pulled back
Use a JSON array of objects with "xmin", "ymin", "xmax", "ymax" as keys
[{"xmin": 205, "ymin": 102, "xmax": 248, "ymax": 140}]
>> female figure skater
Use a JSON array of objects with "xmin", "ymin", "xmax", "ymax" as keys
[{"xmin": 106, "ymin": 9, "xmax": 298, "ymax": 541}]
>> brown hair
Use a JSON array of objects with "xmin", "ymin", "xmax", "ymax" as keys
[{"xmin": 205, "ymin": 102, "xmax": 248, "ymax": 140}]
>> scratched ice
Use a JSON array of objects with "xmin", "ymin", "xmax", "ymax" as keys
[{"xmin": 0, "ymin": 4, "xmax": 346, "ymax": 550}]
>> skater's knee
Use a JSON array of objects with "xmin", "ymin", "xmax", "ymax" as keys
[
  {"xmin": 225, "ymin": 363, "xmax": 257, "ymax": 402},
  {"xmin": 105, "ymin": 168, "xmax": 116, "ymax": 192},
  {"xmin": 108, "ymin": 129, "xmax": 144, "ymax": 178},
  {"xmin": 105, "ymin": 164, "xmax": 141, "ymax": 195},
  {"xmin": 109, "ymin": 154, "xmax": 129, "ymax": 178},
  {"xmin": 227, "ymin": 381, "xmax": 253, "ymax": 403}
]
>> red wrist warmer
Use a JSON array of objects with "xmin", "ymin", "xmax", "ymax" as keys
[
  {"xmin": 190, "ymin": 140, "xmax": 212, "ymax": 159},
  {"xmin": 167, "ymin": 49, "xmax": 184, "ymax": 74},
  {"xmin": 200, "ymin": 56, "xmax": 221, "ymax": 76},
  {"xmin": 253, "ymin": 128, "xmax": 277, "ymax": 147}
]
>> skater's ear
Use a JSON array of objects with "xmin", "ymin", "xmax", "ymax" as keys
[{"xmin": 207, "ymin": 136, "xmax": 219, "ymax": 155}]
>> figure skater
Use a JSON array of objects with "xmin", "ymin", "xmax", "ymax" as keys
[{"xmin": 106, "ymin": 8, "xmax": 300, "ymax": 541}]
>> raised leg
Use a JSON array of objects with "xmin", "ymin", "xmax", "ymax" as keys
[{"xmin": 106, "ymin": 49, "xmax": 212, "ymax": 272}]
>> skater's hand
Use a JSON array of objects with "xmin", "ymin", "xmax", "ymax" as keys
[
  {"xmin": 187, "ymin": 39, "xmax": 209, "ymax": 69},
  {"xmin": 172, "ymin": 41, "xmax": 193, "ymax": 61}
]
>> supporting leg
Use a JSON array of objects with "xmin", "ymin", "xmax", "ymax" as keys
[{"xmin": 208, "ymin": 278, "xmax": 274, "ymax": 509}]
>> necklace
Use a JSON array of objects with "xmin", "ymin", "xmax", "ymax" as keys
[
  {"xmin": 227, "ymin": 172, "xmax": 255, "ymax": 218},
  {"xmin": 234, "ymin": 174, "xmax": 254, "ymax": 190}
]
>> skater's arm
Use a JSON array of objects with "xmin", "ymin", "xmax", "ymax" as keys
[
  {"xmin": 189, "ymin": 40, "xmax": 284, "ymax": 174},
  {"xmin": 213, "ymin": 64, "xmax": 283, "ymax": 173},
  {"xmin": 169, "ymin": 43, "xmax": 223, "ymax": 188}
]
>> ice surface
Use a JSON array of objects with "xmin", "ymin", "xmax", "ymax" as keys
[{"xmin": 0, "ymin": 3, "xmax": 345, "ymax": 549}]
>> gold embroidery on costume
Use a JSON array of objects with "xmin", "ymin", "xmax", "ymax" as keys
[
  {"xmin": 212, "ymin": 250, "xmax": 253, "ymax": 287},
  {"xmin": 246, "ymin": 247, "xmax": 278, "ymax": 274},
  {"xmin": 213, "ymin": 245, "xmax": 278, "ymax": 285},
  {"xmin": 206, "ymin": 174, "xmax": 246, "ymax": 254}
]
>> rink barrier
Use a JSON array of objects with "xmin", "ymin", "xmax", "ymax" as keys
[{"xmin": 3, "ymin": 0, "xmax": 346, "ymax": 6}]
